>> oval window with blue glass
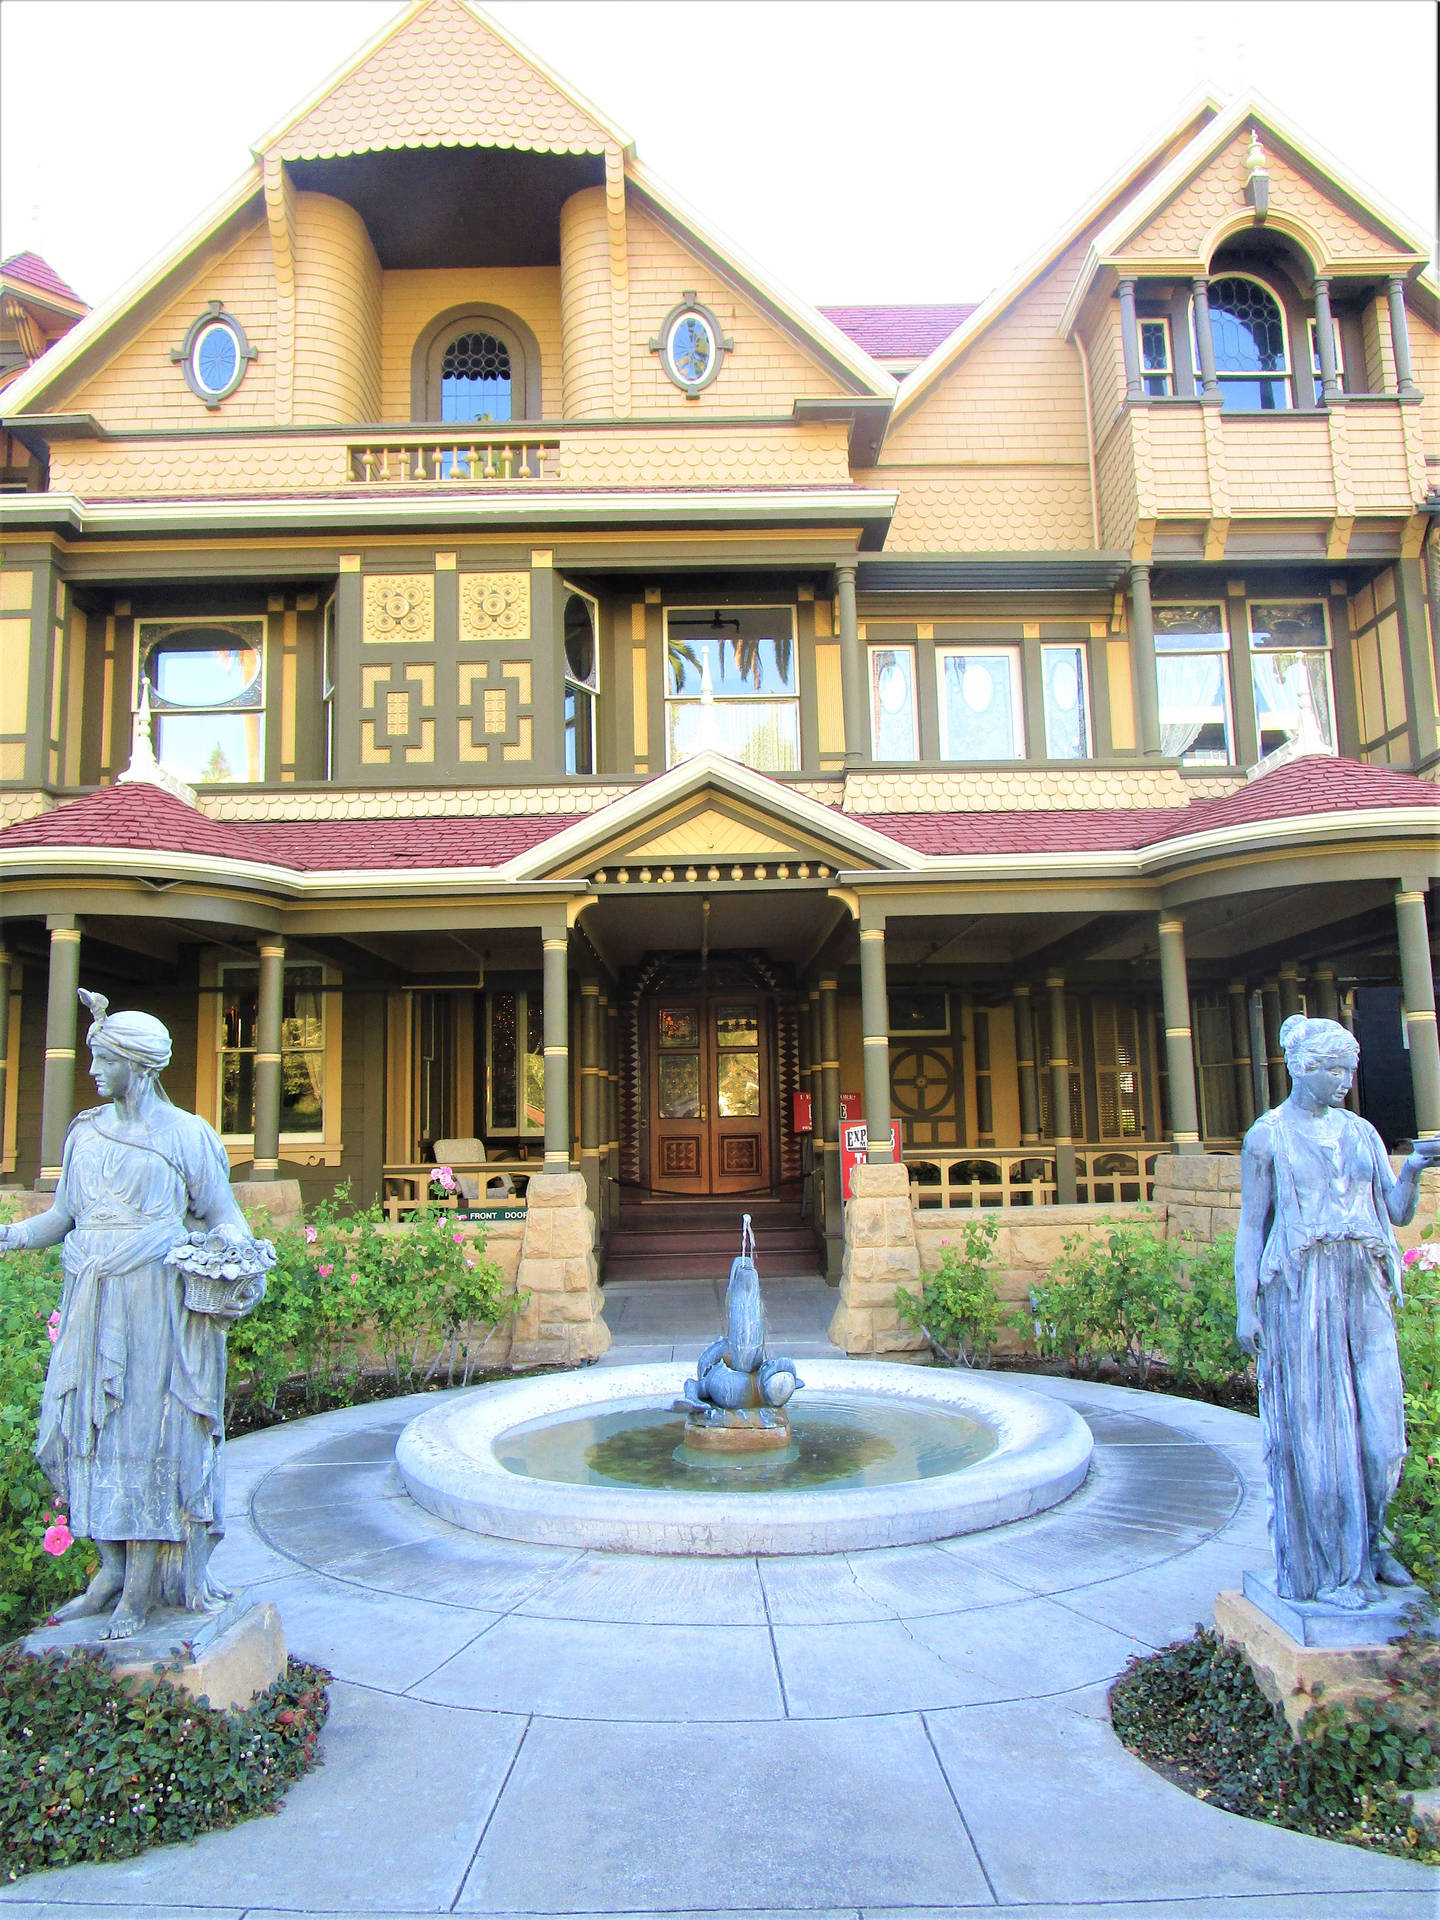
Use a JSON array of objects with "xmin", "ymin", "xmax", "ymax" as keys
[
  {"xmin": 193, "ymin": 321, "xmax": 240, "ymax": 398},
  {"xmin": 666, "ymin": 312, "xmax": 715, "ymax": 388}
]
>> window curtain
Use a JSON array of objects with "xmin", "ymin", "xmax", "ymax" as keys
[
  {"xmin": 1252, "ymin": 651, "xmax": 1334, "ymax": 749},
  {"xmin": 1156, "ymin": 654, "xmax": 1225, "ymax": 758}
]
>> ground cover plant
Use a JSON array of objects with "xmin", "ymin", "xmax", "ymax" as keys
[
  {"xmin": 1111, "ymin": 1625, "xmax": 1439, "ymax": 1863},
  {"xmin": 0, "ymin": 1646, "xmax": 328, "ymax": 1881}
]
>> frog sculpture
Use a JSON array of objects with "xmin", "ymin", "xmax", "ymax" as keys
[{"xmin": 675, "ymin": 1216, "xmax": 803, "ymax": 1452}]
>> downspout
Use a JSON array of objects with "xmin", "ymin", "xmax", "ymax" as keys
[{"xmin": 1074, "ymin": 333, "xmax": 1101, "ymax": 549}]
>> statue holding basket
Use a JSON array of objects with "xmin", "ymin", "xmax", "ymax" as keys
[{"xmin": 0, "ymin": 990, "xmax": 273, "ymax": 1639}]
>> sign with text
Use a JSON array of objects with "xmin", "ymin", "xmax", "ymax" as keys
[
  {"xmin": 792, "ymin": 1090, "xmax": 813, "ymax": 1134},
  {"xmin": 455, "ymin": 1204, "xmax": 527, "ymax": 1224}
]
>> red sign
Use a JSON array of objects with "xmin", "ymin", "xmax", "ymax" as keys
[
  {"xmin": 841, "ymin": 1121, "xmax": 869, "ymax": 1199},
  {"xmin": 792, "ymin": 1090, "xmax": 813, "ymax": 1133},
  {"xmin": 840, "ymin": 1091, "xmax": 862, "ymax": 1123}
]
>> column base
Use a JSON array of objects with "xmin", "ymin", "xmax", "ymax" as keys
[
  {"xmin": 509, "ymin": 1172, "xmax": 611, "ymax": 1368},
  {"xmin": 828, "ymin": 1161, "xmax": 928, "ymax": 1357}
]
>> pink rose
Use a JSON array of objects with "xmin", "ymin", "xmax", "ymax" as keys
[
  {"xmin": 452, "ymin": 1232, "xmax": 465, "ymax": 1244},
  {"xmin": 46, "ymin": 1311, "xmax": 61, "ymax": 1343},
  {"xmin": 433, "ymin": 1165, "xmax": 456, "ymax": 1192},
  {"xmin": 304, "ymin": 1226, "xmax": 319, "ymax": 1244},
  {"xmin": 465, "ymin": 1259, "xmax": 475, "ymax": 1270},
  {"xmin": 41, "ymin": 1521, "xmax": 73, "ymax": 1557},
  {"xmin": 318, "ymin": 1264, "xmax": 334, "ymax": 1278}
]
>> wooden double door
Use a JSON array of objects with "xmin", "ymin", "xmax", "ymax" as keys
[{"xmin": 649, "ymin": 991, "xmax": 772, "ymax": 1195}]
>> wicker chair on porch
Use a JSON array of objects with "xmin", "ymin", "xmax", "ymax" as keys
[{"xmin": 432, "ymin": 1138, "xmax": 515, "ymax": 1202}]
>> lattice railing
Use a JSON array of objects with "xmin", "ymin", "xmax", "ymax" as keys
[{"xmin": 905, "ymin": 1144, "xmax": 1167, "ymax": 1209}]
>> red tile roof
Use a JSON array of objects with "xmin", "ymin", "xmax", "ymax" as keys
[
  {"xmin": 1, "ymin": 251, "xmax": 83, "ymax": 307},
  {"xmin": 819, "ymin": 305, "xmax": 976, "ymax": 358},
  {"xmin": 0, "ymin": 758, "xmax": 1430, "ymax": 875}
]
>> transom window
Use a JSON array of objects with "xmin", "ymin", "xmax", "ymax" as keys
[
  {"xmin": 1203, "ymin": 276, "xmax": 1291, "ymax": 410},
  {"xmin": 1248, "ymin": 601, "xmax": 1335, "ymax": 758},
  {"xmin": 1153, "ymin": 605, "xmax": 1234, "ymax": 764},
  {"xmin": 664, "ymin": 607, "xmax": 799, "ymax": 771},
  {"xmin": 936, "ymin": 647, "xmax": 1024, "ymax": 760},
  {"xmin": 440, "ymin": 331, "xmax": 512, "ymax": 423},
  {"xmin": 564, "ymin": 589, "xmax": 599, "ymax": 776},
  {"xmin": 218, "ymin": 962, "xmax": 326, "ymax": 1139},
  {"xmin": 868, "ymin": 645, "xmax": 918, "ymax": 760},
  {"xmin": 139, "ymin": 619, "xmax": 265, "ymax": 784}
]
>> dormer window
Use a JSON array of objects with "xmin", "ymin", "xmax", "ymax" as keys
[
  {"xmin": 413, "ymin": 307, "xmax": 540, "ymax": 422},
  {"xmin": 1203, "ymin": 276, "xmax": 1290, "ymax": 410}
]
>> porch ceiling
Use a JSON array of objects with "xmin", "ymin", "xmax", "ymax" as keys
[{"xmin": 578, "ymin": 886, "xmax": 847, "ymax": 970}]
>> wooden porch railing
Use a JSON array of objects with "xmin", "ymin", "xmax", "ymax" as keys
[
  {"xmin": 904, "ymin": 1145, "xmax": 1169, "ymax": 1209},
  {"xmin": 348, "ymin": 433, "xmax": 560, "ymax": 484}
]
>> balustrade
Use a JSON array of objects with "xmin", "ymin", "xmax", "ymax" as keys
[{"xmin": 348, "ymin": 434, "xmax": 560, "ymax": 484}]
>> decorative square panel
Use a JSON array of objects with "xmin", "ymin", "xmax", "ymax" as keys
[
  {"xmin": 363, "ymin": 575, "xmax": 433, "ymax": 644},
  {"xmin": 721, "ymin": 1136, "xmax": 760, "ymax": 1175},
  {"xmin": 661, "ymin": 1138, "xmax": 700, "ymax": 1176},
  {"xmin": 460, "ymin": 572, "xmax": 530, "ymax": 641}
]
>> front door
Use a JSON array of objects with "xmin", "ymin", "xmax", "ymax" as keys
[{"xmin": 650, "ymin": 993, "xmax": 770, "ymax": 1195}]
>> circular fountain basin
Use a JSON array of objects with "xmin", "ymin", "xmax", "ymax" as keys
[{"xmin": 396, "ymin": 1361, "xmax": 1093, "ymax": 1555}]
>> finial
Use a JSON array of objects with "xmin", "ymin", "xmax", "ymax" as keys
[
  {"xmin": 1243, "ymin": 128, "xmax": 1271, "ymax": 218},
  {"xmin": 1244, "ymin": 128, "xmax": 1268, "ymax": 177},
  {"xmin": 116, "ymin": 682, "xmax": 198, "ymax": 806}
]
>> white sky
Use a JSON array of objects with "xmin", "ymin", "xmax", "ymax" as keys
[{"xmin": 2, "ymin": 0, "xmax": 1436, "ymax": 314}]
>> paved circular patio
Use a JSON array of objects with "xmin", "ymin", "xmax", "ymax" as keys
[{"xmin": 5, "ymin": 1286, "xmax": 1438, "ymax": 1919}]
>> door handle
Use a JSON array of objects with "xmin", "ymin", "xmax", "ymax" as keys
[{"xmin": 700, "ymin": 1104, "xmax": 707, "ymax": 1122}]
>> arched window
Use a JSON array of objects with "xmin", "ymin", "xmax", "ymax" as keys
[
  {"xmin": 1203, "ymin": 276, "xmax": 1291, "ymax": 410},
  {"xmin": 412, "ymin": 306, "xmax": 542, "ymax": 423}
]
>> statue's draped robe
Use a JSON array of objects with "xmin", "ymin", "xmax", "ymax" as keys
[
  {"xmin": 36, "ymin": 1105, "xmax": 234, "ymax": 1609},
  {"xmin": 1250, "ymin": 1104, "xmax": 1406, "ymax": 1601}
]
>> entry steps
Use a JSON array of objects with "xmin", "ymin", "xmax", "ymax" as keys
[{"xmin": 602, "ymin": 1196, "xmax": 824, "ymax": 1283}]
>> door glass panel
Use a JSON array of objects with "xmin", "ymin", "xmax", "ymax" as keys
[
  {"xmin": 717, "ymin": 1052, "xmax": 760, "ymax": 1117},
  {"xmin": 714, "ymin": 1006, "xmax": 759, "ymax": 1048},
  {"xmin": 658, "ymin": 1007, "xmax": 699, "ymax": 1048},
  {"xmin": 658, "ymin": 1054, "xmax": 701, "ymax": 1118}
]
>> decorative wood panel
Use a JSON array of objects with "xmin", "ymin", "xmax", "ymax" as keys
[
  {"xmin": 459, "ymin": 572, "xmax": 530, "ymax": 641},
  {"xmin": 363, "ymin": 575, "xmax": 433, "ymax": 644}
]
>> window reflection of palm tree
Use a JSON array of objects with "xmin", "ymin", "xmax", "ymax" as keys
[{"xmin": 666, "ymin": 611, "xmax": 792, "ymax": 694}]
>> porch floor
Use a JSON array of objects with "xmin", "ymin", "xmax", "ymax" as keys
[
  {"xmin": 599, "ymin": 1274, "xmax": 840, "ymax": 1362},
  {"xmin": 9, "ymin": 1345, "xmax": 1437, "ymax": 1918}
]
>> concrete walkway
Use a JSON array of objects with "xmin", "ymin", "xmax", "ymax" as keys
[{"xmin": 6, "ymin": 1280, "xmax": 1437, "ymax": 1920}]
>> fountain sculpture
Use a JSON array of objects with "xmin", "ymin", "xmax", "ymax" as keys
[{"xmin": 674, "ymin": 1216, "xmax": 802, "ymax": 1451}]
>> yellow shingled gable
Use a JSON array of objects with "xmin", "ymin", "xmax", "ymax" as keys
[{"xmin": 263, "ymin": 0, "xmax": 621, "ymax": 163}]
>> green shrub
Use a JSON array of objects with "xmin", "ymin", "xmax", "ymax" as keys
[
  {"xmin": 227, "ymin": 1184, "xmax": 522, "ymax": 1420},
  {"xmin": 1159, "ymin": 1229, "xmax": 1251, "ymax": 1390},
  {"xmin": 1024, "ymin": 1210, "xmax": 1180, "ymax": 1382},
  {"xmin": 0, "ymin": 1648, "xmax": 328, "ymax": 1880},
  {"xmin": 896, "ymin": 1216, "xmax": 1003, "ymax": 1364},
  {"xmin": 0, "ymin": 1209, "xmax": 93, "ymax": 1636},
  {"xmin": 1391, "ymin": 1245, "xmax": 1440, "ymax": 1594},
  {"xmin": 1111, "ymin": 1626, "xmax": 1438, "ymax": 1862}
]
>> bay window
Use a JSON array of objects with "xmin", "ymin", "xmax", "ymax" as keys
[
  {"xmin": 1041, "ymin": 644, "xmax": 1092, "ymax": 759},
  {"xmin": 664, "ymin": 607, "xmax": 799, "ymax": 771},
  {"xmin": 868, "ymin": 645, "xmax": 918, "ymax": 760},
  {"xmin": 1247, "ymin": 601, "xmax": 1335, "ymax": 758},
  {"xmin": 139, "ymin": 619, "xmax": 265, "ymax": 784},
  {"xmin": 1153, "ymin": 604, "xmax": 1234, "ymax": 763},
  {"xmin": 936, "ymin": 647, "xmax": 1024, "ymax": 760}
]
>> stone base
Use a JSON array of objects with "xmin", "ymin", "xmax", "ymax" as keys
[
  {"xmin": 510, "ymin": 1172, "xmax": 610, "ymax": 1368},
  {"xmin": 23, "ymin": 1598, "xmax": 286, "ymax": 1714},
  {"xmin": 830, "ymin": 1161, "xmax": 928, "ymax": 1358},
  {"xmin": 232, "ymin": 1178, "xmax": 304, "ymax": 1233},
  {"xmin": 682, "ymin": 1408, "xmax": 791, "ymax": 1452},
  {"xmin": 1241, "ymin": 1568, "xmax": 1433, "ymax": 1647},
  {"xmin": 1215, "ymin": 1588, "xmax": 1433, "ymax": 1735}
]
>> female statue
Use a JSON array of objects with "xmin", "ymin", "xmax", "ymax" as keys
[
  {"xmin": 1235, "ymin": 1014, "xmax": 1439, "ymax": 1610},
  {"xmin": 0, "ymin": 991, "xmax": 269, "ymax": 1640}
]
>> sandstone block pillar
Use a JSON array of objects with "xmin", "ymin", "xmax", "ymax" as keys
[
  {"xmin": 510, "ymin": 1170, "xmax": 610, "ymax": 1367},
  {"xmin": 828, "ymin": 1159, "xmax": 927, "ymax": 1356}
]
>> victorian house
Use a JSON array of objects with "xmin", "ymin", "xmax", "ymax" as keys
[{"xmin": 0, "ymin": 0, "xmax": 1436, "ymax": 1297}]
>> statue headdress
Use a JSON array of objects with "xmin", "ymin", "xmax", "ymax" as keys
[{"xmin": 79, "ymin": 988, "xmax": 174, "ymax": 1085}]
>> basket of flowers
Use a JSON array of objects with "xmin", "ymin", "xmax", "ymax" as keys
[{"xmin": 168, "ymin": 1227, "xmax": 276, "ymax": 1319}]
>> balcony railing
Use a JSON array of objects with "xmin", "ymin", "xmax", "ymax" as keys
[{"xmin": 348, "ymin": 432, "xmax": 560, "ymax": 485}]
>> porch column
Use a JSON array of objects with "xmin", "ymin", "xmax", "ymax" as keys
[
  {"xmin": 542, "ymin": 931, "xmax": 571, "ymax": 1172},
  {"xmin": 0, "ymin": 947, "xmax": 10, "ymax": 1168},
  {"xmin": 808, "ymin": 987, "xmax": 825, "ymax": 1234},
  {"xmin": 1312, "ymin": 279, "xmax": 1342, "ymax": 402},
  {"xmin": 1012, "ymin": 984, "xmax": 1040, "ymax": 1147},
  {"xmin": 1118, "ymin": 278, "xmax": 1144, "ymax": 401},
  {"xmin": 1191, "ymin": 277, "xmax": 1222, "ymax": 403},
  {"xmin": 251, "ymin": 940, "xmax": 285, "ymax": 1182},
  {"xmin": 39, "ymin": 916, "xmax": 82, "ymax": 1191},
  {"xmin": 1045, "ymin": 973, "xmax": 1077, "ymax": 1203},
  {"xmin": 1396, "ymin": 886, "xmax": 1439, "ymax": 1138},
  {"xmin": 1386, "ymin": 276, "xmax": 1421, "ymax": 400},
  {"xmin": 1312, "ymin": 967, "xmax": 1339, "ymax": 1022},
  {"xmin": 1339, "ymin": 987, "xmax": 1361, "ymax": 1111},
  {"xmin": 1278, "ymin": 961, "xmax": 1303, "ymax": 1024},
  {"xmin": 836, "ymin": 562, "xmax": 867, "ymax": 763},
  {"xmin": 1260, "ymin": 978, "xmax": 1286, "ymax": 1106},
  {"xmin": 1157, "ymin": 917, "xmax": 1201, "ymax": 1147},
  {"xmin": 580, "ymin": 979, "xmax": 602, "ymax": 1216},
  {"xmin": 1128, "ymin": 563, "xmax": 1163, "ymax": 757},
  {"xmin": 858, "ymin": 921, "xmax": 892, "ymax": 1164},
  {"xmin": 819, "ymin": 973, "xmax": 843, "ymax": 1275},
  {"xmin": 605, "ymin": 998, "xmax": 619, "ymax": 1229},
  {"xmin": 1227, "ymin": 979, "xmax": 1256, "ymax": 1133}
]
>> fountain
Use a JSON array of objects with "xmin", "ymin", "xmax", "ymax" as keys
[{"xmin": 397, "ymin": 1216, "xmax": 1092, "ymax": 1554}]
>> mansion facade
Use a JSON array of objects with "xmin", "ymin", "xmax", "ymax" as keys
[{"xmin": 0, "ymin": 0, "xmax": 1436, "ymax": 1288}]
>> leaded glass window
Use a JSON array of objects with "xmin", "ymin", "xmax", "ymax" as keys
[
  {"xmin": 868, "ymin": 646, "xmax": 918, "ymax": 760},
  {"xmin": 1041, "ymin": 644, "xmax": 1091, "ymax": 759},
  {"xmin": 936, "ymin": 648, "xmax": 1024, "ymax": 760},
  {"xmin": 487, "ymin": 989, "xmax": 544, "ymax": 1134},
  {"xmin": 441, "ymin": 331, "xmax": 512, "ymax": 423},
  {"xmin": 1204, "ymin": 277, "xmax": 1291, "ymax": 410},
  {"xmin": 1153, "ymin": 604, "xmax": 1234, "ymax": 764},
  {"xmin": 1248, "ymin": 601, "xmax": 1335, "ymax": 758}
]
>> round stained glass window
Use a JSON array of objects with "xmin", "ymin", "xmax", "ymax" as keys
[
  {"xmin": 193, "ymin": 321, "xmax": 240, "ymax": 397},
  {"xmin": 666, "ymin": 312, "xmax": 715, "ymax": 387}
]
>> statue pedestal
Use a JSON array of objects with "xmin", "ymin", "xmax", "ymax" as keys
[
  {"xmin": 682, "ymin": 1409, "xmax": 791, "ymax": 1453},
  {"xmin": 1240, "ymin": 1569, "xmax": 1431, "ymax": 1647},
  {"xmin": 1215, "ymin": 1587, "xmax": 1433, "ymax": 1734},
  {"xmin": 22, "ymin": 1597, "xmax": 285, "ymax": 1714}
]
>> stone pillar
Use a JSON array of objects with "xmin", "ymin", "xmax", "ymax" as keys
[
  {"xmin": 1013, "ymin": 984, "xmax": 1041, "ymax": 1147},
  {"xmin": 819, "ymin": 973, "xmax": 843, "ymax": 1278},
  {"xmin": 579, "ymin": 979, "xmax": 602, "ymax": 1218},
  {"xmin": 1046, "ymin": 973, "xmax": 1077, "ymax": 1203},
  {"xmin": 1312, "ymin": 279, "xmax": 1341, "ymax": 402},
  {"xmin": 39, "ymin": 916, "xmax": 81, "ymax": 1191},
  {"xmin": 542, "ymin": 930, "xmax": 570, "ymax": 1172},
  {"xmin": 1277, "ymin": 962, "xmax": 1303, "ymax": 1024},
  {"xmin": 1387, "ymin": 276, "xmax": 1420, "ymax": 400},
  {"xmin": 1118, "ymin": 278, "xmax": 1143, "ymax": 401},
  {"xmin": 1312, "ymin": 967, "xmax": 1339, "ymax": 1022},
  {"xmin": 836, "ymin": 562, "xmax": 866, "ymax": 765},
  {"xmin": 251, "ymin": 940, "xmax": 285, "ymax": 1182},
  {"xmin": 858, "ymin": 922, "xmax": 892, "ymax": 1164},
  {"xmin": 509, "ymin": 1171, "xmax": 610, "ymax": 1367},
  {"xmin": 1129, "ymin": 562, "xmax": 1162, "ymax": 757},
  {"xmin": 1227, "ymin": 980, "xmax": 1256, "ymax": 1133},
  {"xmin": 1191, "ymin": 277, "xmax": 1222, "ymax": 403},
  {"xmin": 1157, "ymin": 916, "xmax": 1201, "ymax": 1147},
  {"xmin": 1396, "ymin": 886, "xmax": 1439, "ymax": 1138},
  {"xmin": 827, "ymin": 1160, "xmax": 926, "ymax": 1356},
  {"xmin": 1261, "ymin": 979, "xmax": 1286, "ymax": 1107}
]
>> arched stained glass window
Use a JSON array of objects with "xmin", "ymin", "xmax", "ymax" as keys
[
  {"xmin": 440, "ymin": 331, "xmax": 512, "ymax": 423},
  {"xmin": 1205, "ymin": 277, "xmax": 1291, "ymax": 410}
]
